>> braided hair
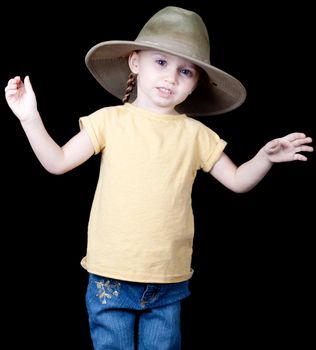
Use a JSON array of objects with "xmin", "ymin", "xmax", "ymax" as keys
[{"xmin": 122, "ymin": 73, "xmax": 137, "ymax": 104}]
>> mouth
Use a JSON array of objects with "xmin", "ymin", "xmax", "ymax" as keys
[{"xmin": 157, "ymin": 87, "xmax": 173, "ymax": 96}]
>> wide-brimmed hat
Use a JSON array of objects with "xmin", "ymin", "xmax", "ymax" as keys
[{"xmin": 85, "ymin": 6, "xmax": 247, "ymax": 116}]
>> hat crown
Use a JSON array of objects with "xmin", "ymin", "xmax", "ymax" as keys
[{"xmin": 135, "ymin": 6, "xmax": 211, "ymax": 64}]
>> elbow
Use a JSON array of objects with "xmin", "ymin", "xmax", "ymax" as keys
[
  {"xmin": 231, "ymin": 187, "xmax": 252, "ymax": 194},
  {"xmin": 48, "ymin": 169, "xmax": 67, "ymax": 176},
  {"xmin": 227, "ymin": 183, "xmax": 256, "ymax": 194},
  {"xmin": 44, "ymin": 164, "xmax": 69, "ymax": 175},
  {"xmin": 226, "ymin": 177, "xmax": 261, "ymax": 193}
]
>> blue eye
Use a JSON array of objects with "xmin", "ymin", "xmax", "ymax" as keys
[
  {"xmin": 180, "ymin": 69, "xmax": 193, "ymax": 77},
  {"xmin": 156, "ymin": 59, "xmax": 167, "ymax": 66}
]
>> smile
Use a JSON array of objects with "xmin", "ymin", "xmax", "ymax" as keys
[{"xmin": 157, "ymin": 87, "xmax": 173, "ymax": 96}]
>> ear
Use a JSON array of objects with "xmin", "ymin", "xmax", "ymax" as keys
[{"xmin": 128, "ymin": 51, "xmax": 140, "ymax": 74}]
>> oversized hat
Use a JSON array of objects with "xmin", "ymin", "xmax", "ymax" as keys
[{"xmin": 85, "ymin": 6, "xmax": 247, "ymax": 116}]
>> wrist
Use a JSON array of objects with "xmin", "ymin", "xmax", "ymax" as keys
[
  {"xmin": 20, "ymin": 111, "xmax": 41, "ymax": 125},
  {"xmin": 258, "ymin": 147, "xmax": 273, "ymax": 167}
]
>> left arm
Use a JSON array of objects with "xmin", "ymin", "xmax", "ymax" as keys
[{"xmin": 210, "ymin": 132, "xmax": 313, "ymax": 193}]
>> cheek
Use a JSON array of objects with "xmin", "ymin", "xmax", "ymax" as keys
[
  {"xmin": 184, "ymin": 80, "xmax": 198, "ymax": 95},
  {"xmin": 139, "ymin": 68, "xmax": 156, "ymax": 83},
  {"xmin": 191, "ymin": 77, "xmax": 200, "ymax": 93}
]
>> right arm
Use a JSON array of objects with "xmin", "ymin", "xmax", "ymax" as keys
[{"xmin": 5, "ymin": 76, "xmax": 94, "ymax": 174}]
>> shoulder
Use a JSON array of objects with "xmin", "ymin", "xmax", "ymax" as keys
[
  {"xmin": 183, "ymin": 116, "xmax": 220, "ymax": 139},
  {"xmin": 80, "ymin": 105, "xmax": 129, "ymax": 126},
  {"xmin": 87, "ymin": 105, "xmax": 123, "ymax": 118}
]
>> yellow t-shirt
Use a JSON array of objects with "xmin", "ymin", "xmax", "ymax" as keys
[{"xmin": 79, "ymin": 103, "xmax": 226, "ymax": 283}]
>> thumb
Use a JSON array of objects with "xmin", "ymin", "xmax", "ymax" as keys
[
  {"xmin": 265, "ymin": 138, "xmax": 280, "ymax": 154},
  {"xmin": 24, "ymin": 75, "xmax": 33, "ymax": 92}
]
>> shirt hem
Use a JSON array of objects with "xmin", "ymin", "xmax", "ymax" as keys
[{"xmin": 81, "ymin": 259, "xmax": 194, "ymax": 283}]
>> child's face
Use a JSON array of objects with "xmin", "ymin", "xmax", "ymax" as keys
[{"xmin": 129, "ymin": 50, "xmax": 200, "ymax": 114}]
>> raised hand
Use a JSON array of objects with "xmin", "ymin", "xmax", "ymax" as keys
[
  {"xmin": 4, "ymin": 76, "xmax": 38, "ymax": 122},
  {"xmin": 264, "ymin": 132, "xmax": 313, "ymax": 162}
]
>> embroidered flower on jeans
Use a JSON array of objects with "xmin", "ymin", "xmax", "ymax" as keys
[{"xmin": 96, "ymin": 279, "xmax": 121, "ymax": 304}]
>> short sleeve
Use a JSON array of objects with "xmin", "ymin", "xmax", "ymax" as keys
[
  {"xmin": 79, "ymin": 109, "xmax": 107, "ymax": 154},
  {"xmin": 197, "ymin": 124, "xmax": 227, "ymax": 172}
]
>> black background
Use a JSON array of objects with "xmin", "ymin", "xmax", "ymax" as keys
[{"xmin": 1, "ymin": 1, "xmax": 314, "ymax": 348}]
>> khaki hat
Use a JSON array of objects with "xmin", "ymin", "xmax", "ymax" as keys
[{"xmin": 85, "ymin": 6, "xmax": 246, "ymax": 116}]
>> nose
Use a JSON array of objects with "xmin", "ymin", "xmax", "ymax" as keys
[{"xmin": 164, "ymin": 67, "xmax": 177, "ymax": 85}]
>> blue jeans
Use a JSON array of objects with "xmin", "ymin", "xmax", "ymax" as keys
[{"xmin": 86, "ymin": 273, "xmax": 190, "ymax": 349}]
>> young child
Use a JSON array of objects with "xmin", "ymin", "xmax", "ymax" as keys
[{"xmin": 4, "ymin": 6, "xmax": 313, "ymax": 350}]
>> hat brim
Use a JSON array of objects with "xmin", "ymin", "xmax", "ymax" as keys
[{"xmin": 85, "ymin": 40, "xmax": 246, "ymax": 116}]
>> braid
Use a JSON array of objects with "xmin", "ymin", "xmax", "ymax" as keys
[{"xmin": 122, "ymin": 73, "xmax": 137, "ymax": 104}]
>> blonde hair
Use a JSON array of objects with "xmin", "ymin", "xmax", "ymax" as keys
[{"xmin": 122, "ymin": 73, "xmax": 137, "ymax": 104}]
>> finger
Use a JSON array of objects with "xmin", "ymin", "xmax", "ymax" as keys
[
  {"xmin": 5, "ymin": 83, "xmax": 18, "ymax": 94},
  {"xmin": 293, "ymin": 153, "xmax": 308, "ymax": 161},
  {"xmin": 9, "ymin": 76, "xmax": 21, "ymax": 85},
  {"xmin": 5, "ymin": 78, "xmax": 17, "ymax": 89},
  {"xmin": 292, "ymin": 137, "xmax": 313, "ymax": 147},
  {"xmin": 284, "ymin": 132, "xmax": 307, "ymax": 142},
  {"xmin": 297, "ymin": 145, "xmax": 314, "ymax": 153},
  {"xmin": 5, "ymin": 89, "xmax": 18, "ymax": 98}
]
